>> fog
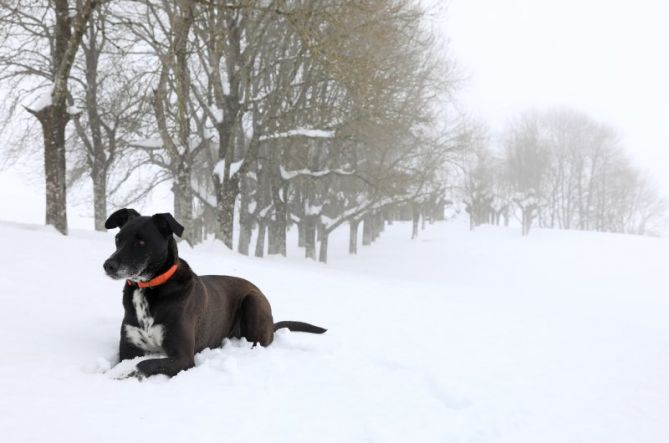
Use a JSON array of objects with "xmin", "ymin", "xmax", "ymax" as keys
[{"xmin": 443, "ymin": 0, "xmax": 669, "ymax": 194}]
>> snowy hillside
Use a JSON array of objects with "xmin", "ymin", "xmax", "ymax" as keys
[{"xmin": 1, "ymin": 220, "xmax": 668, "ymax": 443}]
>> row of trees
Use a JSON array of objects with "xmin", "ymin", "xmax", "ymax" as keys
[
  {"xmin": 0, "ymin": 0, "xmax": 460, "ymax": 262},
  {"xmin": 463, "ymin": 109, "xmax": 667, "ymax": 236},
  {"xmin": 0, "ymin": 2, "xmax": 664, "ymax": 259}
]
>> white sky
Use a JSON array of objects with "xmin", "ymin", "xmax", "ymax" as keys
[{"xmin": 439, "ymin": 0, "xmax": 669, "ymax": 194}]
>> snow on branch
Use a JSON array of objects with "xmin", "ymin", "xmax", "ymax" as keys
[
  {"xmin": 26, "ymin": 85, "xmax": 53, "ymax": 113},
  {"xmin": 67, "ymin": 105, "xmax": 82, "ymax": 116},
  {"xmin": 305, "ymin": 203, "xmax": 323, "ymax": 216},
  {"xmin": 322, "ymin": 192, "xmax": 425, "ymax": 234},
  {"xmin": 258, "ymin": 205, "xmax": 273, "ymax": 218},
  {"xmin": 213, "ymin": 159, "xmax": 244, "ymax": 183},
  {"xmin": 259, "ymin": 127, "xmax": 335, "ymax": 141},
  {"xmin": 132, "ymin": 138, "xmax": 164, "ymax": 149},
  {"xmin": 280, "ymin": 165, "xmax": 354, "ymax": 180}
]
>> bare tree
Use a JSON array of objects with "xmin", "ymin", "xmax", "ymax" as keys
[
  {"xmin": 498, "ymin": 108, "xmax": 666, "ymax": 237},
  {"xmin": 504, "ymin": 113, "xmax": 550, "ymax": 236},
  {"xmin": 0, "ymin": 0, "xmax": 101, "ymax": 234},
  {"xmin": 68, "ymin": 5, "xmax": 155, "ymax": 230}
]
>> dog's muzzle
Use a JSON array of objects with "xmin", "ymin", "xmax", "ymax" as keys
[{"xmin": 103, "ymin": 259, "xmax": 120, "ymax": 278}]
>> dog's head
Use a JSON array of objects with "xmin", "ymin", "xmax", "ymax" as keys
[{"xmin": 103, "ymin": 208, "xmax": 184, "ymax": 281}]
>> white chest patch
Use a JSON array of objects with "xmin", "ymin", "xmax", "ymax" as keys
[{"xmin": 124, "ymin": 289, "xmax": 165, "ymax": 352}]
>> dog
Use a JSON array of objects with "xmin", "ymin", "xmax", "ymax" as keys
[{"xmin": 103, "ymin": 208, "xmax": 326, "ymax": 377}]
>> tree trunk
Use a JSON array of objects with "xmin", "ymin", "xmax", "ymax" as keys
[
  {"xmin": 411, "ymin": 204, "xmax": 420, "ymax": 239},
  {"xmin": 238, "ymin": 213, "xmax": 252, "ymax": 256},
  {"xmin": 349, "ymin": 220, "xmax": 359, "ymax": 254},
  {"xmin": 362, "ymin": 215, "xmax": 373, "ymax": 245},
  {"xmin": 268, "ymin": 160, "xmax": 287, "ymax": 256},
  {"xmin": 268, "ymin": 219, "xmax": 279, "ymax": 255},
  {"xmin": 523, "ymin": 212, "xmax": 529, "ymax": 236},
  {"xmin": 298, "ymin": 221, "xmax": 306, "ymax": 248},
  {"xmin": 304, "ymin": 215, "xmax": 317, "ymax": 260},
  {"xmin": 238, "ymin": 225, "xmax": 251, "ymax": 255},
  {"xmin": 522, "ymin": 207, "xmax": 534, "ymax": 236},
  {"xmin": 83, "ymin": 20, "xmax": 107, "ymax": 232},
  {"xmin": 92, "ymin": 163, "xmax": 107, "ymax": 231},
  {"xmin": 216, "ymin": 175, "xmax": 238, "ymax": 248},
  {"xmin": 255, "ymin": 220, "xmax": 267, "ymax": 258},
  {"xmin": 268, "ymin": 205, "xmax": 287, "ymax": 256},
  {"xmin": 317, "ymin": 220, "xmax": 324, "ymax": 242},
  {"xmin": 318, "ymin": 231, "xmax": 329, "ymax": 264},
  {"xmin": 33, "ymin": 0, "xmax": 98, "ymax": 234},
  {"xmin": 41, "ymin": 109, "xmax": 68, "ymax": 235},
  {"xmin": 173, "ymin": 162, "xmax": 194, "ymax": 244},
  {"xmin": 373, "ymin": 216, "xmax": 379, "ymax": 240},
  {"xmin": 237, "ymin": 177, "xmax": 251, "ymax": 255},
  {"xmin": 268, "ymin": 200, "xmax": 287, "ymax": 256}
]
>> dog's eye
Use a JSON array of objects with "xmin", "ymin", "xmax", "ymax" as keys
[{"xmin": 137, "ymin": 239, "xmax": 145, "ymax": 247}]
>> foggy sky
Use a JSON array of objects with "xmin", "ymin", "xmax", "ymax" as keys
[{"xmin": 440, "ymin": 0, "xmax": 669, "ymax": 195}]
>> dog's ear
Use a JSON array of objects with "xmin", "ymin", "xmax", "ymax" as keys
[
  {"xmin": 151, "ymin": 213, "xmax": 184, "ymax": 238},
  {"xmin": 104, "ymin": 208, "xmax": 140, "ymax": 230}
]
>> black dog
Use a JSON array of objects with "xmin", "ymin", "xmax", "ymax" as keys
[{"xmin": 103, "ymin": 208, "xmax": 326, "ymax": 377}]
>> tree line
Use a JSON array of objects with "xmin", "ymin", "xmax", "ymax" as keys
[
  {"xmin": 463, "ymin": 109, "xmax": 667, "ymax": 236},
  {"xmin": 0, "ymin": 1, "xmax": 664, "ymax": 262},
  {"xmin": 0, "ymin": 0, "xmax": 459, "ymax": 263}
]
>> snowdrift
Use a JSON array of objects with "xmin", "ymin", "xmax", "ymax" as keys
[{"xmin": 0, "ymin": 220, "xmax": 667, "ymax": 442}]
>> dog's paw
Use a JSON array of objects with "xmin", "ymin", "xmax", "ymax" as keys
[
  {"xmin": 135, "ymin": 358, "xmax": 168, "ymax": 378},
  {"xmin": 120, "ymin": 369, "xmax": 145, "ymax": 380},
  {"xmin": 106, "ymin": 356, "xmax": 152, "ymax": 380},
  {"xmin": 135, "ymin": 359, "xmax": 155, "ymax": 377}
]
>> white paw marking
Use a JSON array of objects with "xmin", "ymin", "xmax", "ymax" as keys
[{"xmin": 125, "ymin": 289, "xmax": 165, "ymax": 352}]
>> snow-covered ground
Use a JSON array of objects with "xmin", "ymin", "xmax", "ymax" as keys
[{"xmin": 1, "ymin": 218, "xmax": 668, "ymax": 443}]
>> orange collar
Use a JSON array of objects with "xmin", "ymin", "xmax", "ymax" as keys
[{"xmin": 127, "ymin": 264, "xmax": 178, "ymax": 288}]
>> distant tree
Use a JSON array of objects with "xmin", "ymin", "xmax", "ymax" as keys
[
  {"xmin": 503, "ymin": 113, "xmax": 550, "ymax": 236},
  {"xmin": 461, "ymin": 123, "xmax": 494, "ymax": 230},
  {"xmin": 498, "ymin": 108, "xmax": 666, "ymax": 237},
  {"xmin": 0, "ymin": 0, "xmax": 101, "ymax": 234}
]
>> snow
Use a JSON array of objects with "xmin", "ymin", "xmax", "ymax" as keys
[
  {"xmin": 242, "ymin": 111, "xmax": 254, "ymax": 141},
  {"xmin": 132, "ymin": 138, "xmax": 164, "ymax": 149},
  {"xmin": 29, "ymin": 85, "xmax": 54, "ymax": 112},
  {"xmin": 212, "ymin": 105, "xmax": 224, "ymax": 123},
  {"xmin": 258, "ymin": 204, "xmax": 272, "ymax": 218},
  {"xmin": 305, "ymin": 203, "xmax": 322, "ymax": 215},
  {"xmin": 1, "ymin": 219, "xmax": 668, "ymax": 442},
  {"xmin": 280, "ymin": 165, "xmax": 354, "ymax": 180},
  {"xmin": 260, "ymin": 128, "xmax": 335, "ymax": 141},
  {"xmin": 214, "ymin": 159, "xmax": 244, "ymax": 183},
  {"xmin": 67, "ymin": 105, "xmax": 82, "ymax": 115},
  {"xmin": 213, "ymin": 160, "xmax": 225, "ymax": 181},
  {"xmin": 229, "ymin": 160, "xmax": 243, "ymax": 177}
]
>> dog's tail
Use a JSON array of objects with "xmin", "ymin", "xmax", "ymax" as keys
[{"xmin": 274, "ymin": 321, "xmax": 327, "ymax": 334}]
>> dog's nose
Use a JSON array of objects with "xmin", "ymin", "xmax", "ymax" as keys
[{"xmin": 104, "ymin": 260, "xmax": 118, "ymax": 275}]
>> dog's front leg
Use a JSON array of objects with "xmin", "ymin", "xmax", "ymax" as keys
[
  {"xmin": 119, "ymin": 323, "xmax": 145, "ymax": 361},
  {"xmin": 136, "ymin": 322, "xmax": 195, "ymax": 377}
]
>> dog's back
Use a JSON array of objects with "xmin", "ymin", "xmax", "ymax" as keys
[{"xmin": 194, "ymin": 275, "xmax": 274, "ymax": 349}]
